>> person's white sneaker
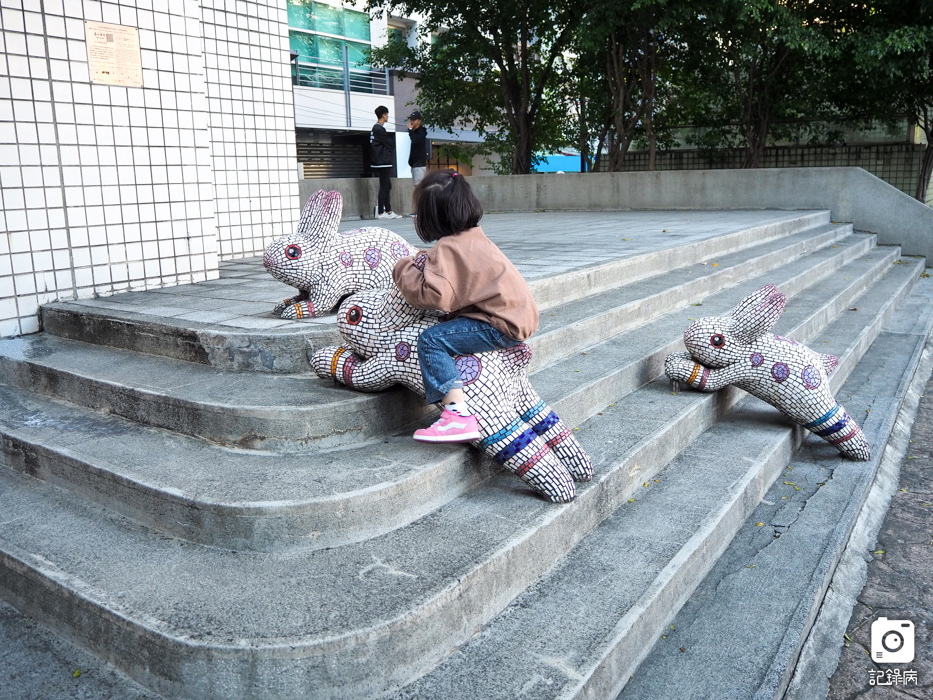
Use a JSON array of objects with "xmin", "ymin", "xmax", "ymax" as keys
[
  {"xmin": 389, "ymin": 212, "xmax": 404, "ymax": 219},
  {"xmin": 376, "ymin": 212, "xmax": 392, "ymax": 220}
]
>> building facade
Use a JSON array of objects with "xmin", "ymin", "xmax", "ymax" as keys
[{"xmin": 288, "ymin": 0, "xmax": 489, "ymax": 180}]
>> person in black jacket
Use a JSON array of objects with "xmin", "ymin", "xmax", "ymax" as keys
[
  {"xmin": 407, "ymin": 110, "xmax": 428, "ymax": 186},
  {"xmin": 371, "ymin": 105, "xmax": 401, "ymax": 219}
]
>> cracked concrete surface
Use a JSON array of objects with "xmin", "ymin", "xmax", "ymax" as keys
[{"xmin": 824, "ymin": 372, "xmax": 933, "ymax": 699}]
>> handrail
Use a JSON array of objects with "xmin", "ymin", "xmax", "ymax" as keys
[{"xmin": 292, "ymin": 58, "xmax": 389, "ymax": 95}]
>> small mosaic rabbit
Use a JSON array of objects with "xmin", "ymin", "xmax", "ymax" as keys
[
  {"xmin": 263, "ymin": 189, "xmax": 417, "ymax": 319},
  {"xmin": 664, "ymin": 284, "xmax": 870, "ymax": 460},
  {"xmin": 310, "ymin": 288, "xmax": 594, "ymax": 502}
]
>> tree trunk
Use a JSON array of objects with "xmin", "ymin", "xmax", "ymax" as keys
[
  {"xmin": 512, "ymin": 113, "xmax": 533, "ymax": 174},
  {"xmin": 579, "ymin": 91, "xmax": 589, "ymax": 173},
  {"xmin": 605, "ymin": 30, "xmax": 646, "ymax": 172},
  {"xmin": 741, "ymin": 82, "xmax": 771, "ymax": 168},
  {"xmin": 643, "ymin": 34, "xmax": 657, "ymax": 171},
  {"xmin": 916, "ymin": 137, "xmax": 933, "ymax": 204},
  {"xmin": 742, "ymin": 113, "xmax": 769, "ymax": 168}
]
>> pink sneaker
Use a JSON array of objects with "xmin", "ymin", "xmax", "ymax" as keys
[{"xmin": 413, "ymin": 409, "xmax": 481, "ymax": 443}]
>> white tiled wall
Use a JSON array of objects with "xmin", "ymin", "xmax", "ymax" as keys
[
  {"xmin": 0, "ymin": 0, "xmax": 299, "ymax": 337},
  {"xmin": 201, "ymin": 0, "xmax": 298, "ymax": 259}
]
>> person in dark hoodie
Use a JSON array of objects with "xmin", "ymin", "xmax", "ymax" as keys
[
  {"xmin": 371, "ymin": 105, "xmax": 401, "ymax": 219},
  {"xmin": 407, "ymin": 110, "xmax": 429, "ymax": 186}
]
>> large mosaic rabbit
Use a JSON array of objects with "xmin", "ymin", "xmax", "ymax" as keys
[
  {"xmin": 664, "ymin": 284, "xmax": 870, "ymax": 460},
  {"xmin": 263, "ymin": 189, "xmax": 417, "ymax": 319},
  {"xmin": 310, "ymin": 288, "xmax": 594, "ymax": 503}
]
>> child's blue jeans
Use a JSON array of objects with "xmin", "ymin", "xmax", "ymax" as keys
[{"xmin": 418, "ymin": 316, "xmax": 522, "ymax": 403}]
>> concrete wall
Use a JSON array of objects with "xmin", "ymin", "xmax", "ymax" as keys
[
  {"xmin": 301, "ymin": 175, "xmax": 415, "ymax": 220},
  {"xmin": 302, "ymin": 167, "xmax": 933, "ymax": 259}
]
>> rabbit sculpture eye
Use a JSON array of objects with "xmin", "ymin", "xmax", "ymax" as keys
[
  {"xmin": 665, "ymin": 284, "xmax": 870, "ymax": 461},
  {"xmin": 263, "ymin": 189, "xmax": 417, "ymax": 319},
  {"xmin": 310, "ymin": 288, "xmax": 594, "ymax": 503}
]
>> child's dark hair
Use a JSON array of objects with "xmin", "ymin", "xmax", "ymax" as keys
[
  {"xmin": 375, "ymin": 105, "xmax": 388, "ymax": 118},
  {"xmin": 412, "ymin": 170, "xmax": 483, "ymax": 242}
]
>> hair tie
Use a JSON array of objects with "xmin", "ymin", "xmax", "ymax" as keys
[{"xmin": 451, "ymin": 172, "xmax": 458, "ymax": 178}]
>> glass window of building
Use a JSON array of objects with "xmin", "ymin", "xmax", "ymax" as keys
[{"xmin": 288, "ymin": 1, "xmax": 372, "ymax": 76}]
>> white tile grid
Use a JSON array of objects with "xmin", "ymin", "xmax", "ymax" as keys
[
  {"xmin": 1, "ymin": 0, "xmax": 224, "ymax": 336},
  {"xmin": 202, "ymin": 0, "xmax": 299, "ymax": 261}
]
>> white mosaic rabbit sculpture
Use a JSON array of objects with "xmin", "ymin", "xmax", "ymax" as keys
[
  {"xmin": 310, "ymin": 288, "xmax": 594, "ymax": 503},
  {"xmin": 664, "ymin": 284, "xmax": 871, "ymax": 461},
  {"xmin": 263, "ymin": 189, "xmax": 417, "ymax": 319}
]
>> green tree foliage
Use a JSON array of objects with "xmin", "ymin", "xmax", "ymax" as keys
[
  {"xmin": 368, "ymin": 0, "xmax": 583, "ymax": 174},
  {"xmin": 826, "ymin": 1, "xmax": 933, "ymax": 201},
  {"xmin": 674, "ymin": 0, "xmax": 833, "ymax": 168},
  {"xmin": 370, "ymin": 0, "xmax": 931, "ymax": 194},
  {"xmin": 567, "ymin": 0, "xmax": 698, "ymax": 172}
]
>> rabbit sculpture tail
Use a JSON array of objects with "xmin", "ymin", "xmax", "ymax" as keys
[
  {"xmin": 263, "ymin": 190, "xmax": 416, "ymax": 319},
  {"xmin": 664, "ymin": 284, "xmax": 871, "ymax": 461},
  {"xmin": 310, "ymin": 289, "xmax": 593, "ymax": 502}
]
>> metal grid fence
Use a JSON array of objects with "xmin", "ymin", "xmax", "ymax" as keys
[{"xmin": 621, "ymin": 143, "xmax": 932, "ymax": 206}]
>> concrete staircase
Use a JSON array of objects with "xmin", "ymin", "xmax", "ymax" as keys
[{"xmin": 0, "ymin": 210, "xmax": 930, "ymax": 699}]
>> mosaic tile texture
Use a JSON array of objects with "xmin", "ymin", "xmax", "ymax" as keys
[
  {"xmin": 263, "ymin": 189, "xmax": 417, "ymax": 318},
  {"xmin": 665, "ymin": 284, "xmax": 871, "ymax": 460},
  {"xmin": 311, "ymin": 288, "xmax": 594, "ymax": 502}
]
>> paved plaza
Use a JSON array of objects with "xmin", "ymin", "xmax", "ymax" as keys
[{"xmin": 50, "ymin": 210, "xmax": 816, "ymax": 332}]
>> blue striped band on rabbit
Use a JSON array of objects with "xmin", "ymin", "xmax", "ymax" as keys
[
  {"xmin": 479, "ymin": 417, "xmax": 525, "ymax": 450},
  {"xmin": 803, "ymin": 403, "xmax": 843, "ymax": 430},
  {"xmin": 494, "ymin": 428, "xmax": 538, "ymax": 464},
  {"xmin": 532, "ymin": 411, "xmax": 561, "ymax": 435},
  {"xmin": 520, "ymin": 400, "xmax": 547, "ymax": 422}
]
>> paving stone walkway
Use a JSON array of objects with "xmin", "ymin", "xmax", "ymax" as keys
[{"xmin": 827, "ymin": 371, "xmax": 933, "ymax": 699}]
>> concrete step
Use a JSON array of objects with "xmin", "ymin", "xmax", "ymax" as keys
[
  {"xmin": 0, "ymin": 223, "xmax": 859, "ymax": 451},
  {"xmin": 0, "ymin": 335, "xmax": 434, "ymax": 451},
  {"xmin": 0, "ymin": 257, "xmax": 919, "ymax": 700},
  {"xmin": 37, "ymin": 212, "xmax": 832, "ymax": 374},
  {"xmin": 0, "ymin": 242, "xmax": 895, "ymax": 553},
  {"xmin": 616, "ymin": 275, "xmax": 933, "ymax": 700},
  {"xmin": 526, "ymin": 210, "xmax": 831, "ymax": 310},
  {"xmin": 0, "ymin": 598, "xmax": 160, "ymax": 700},
  {"xmin": 529, "ymin": 221, "xmax": 853, "ymax": 371},
  {"xmin": 393, "ymin": 261, "xmax": 932, "ymax": 700},
  {"xmin": 531, "ymin": 232, "xmax": 879, "ymax": 430}
]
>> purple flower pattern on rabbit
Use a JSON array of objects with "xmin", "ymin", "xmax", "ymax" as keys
[
  {"xmin": 263, "ymin": 189, "xmax": 417, "ymax": 318},
  {"xmin": 664, "ymin": 284, "xmax": 870, "ymax": 460},
  {"xmin": 310, "ymin": 288, "xmax": 593, "ymax": 502}
]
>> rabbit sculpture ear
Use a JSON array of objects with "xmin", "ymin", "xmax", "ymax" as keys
[
  {"xmin": 294, "ymin": 190, "xmax": 326, "ymax": 239},
  {"xmin": 731, "ymin": 285, "xmax": 787, "ymax": 344},
  {"xmin": 729, "ymin": 284, "xmax": 778, "ymax": 320},
  {"xmin": 296, "ymin": 189, "xmax": 343, "ymax": 242}
]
